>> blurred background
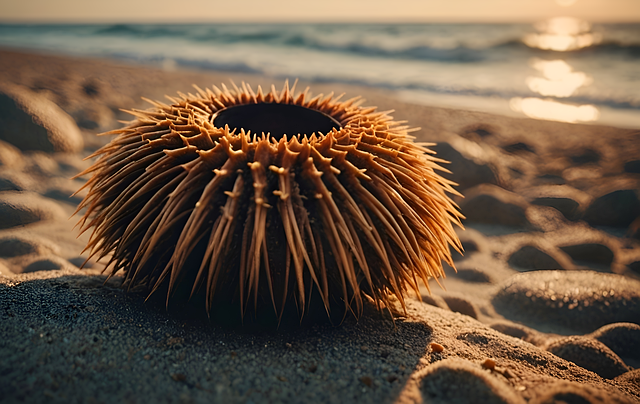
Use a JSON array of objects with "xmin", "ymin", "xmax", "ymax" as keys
[{"xmin": 1, "ymin": 0, "xmax": 639, "ymax": 128}]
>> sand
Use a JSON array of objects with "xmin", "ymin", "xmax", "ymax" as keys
[{"xmin": 0, "ymin": 48, "xmax": 639, "ymax": 404}]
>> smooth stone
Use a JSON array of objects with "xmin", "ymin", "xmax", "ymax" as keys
[
  {"xmin": 420, "ymin": 294, "xmax": 450, "ymax": 310},
  {"xmin": 583, "ymin": 190, "xmax": 640, "ymax": 227},
  {"xmin": 0, "ymin": 177, "xmax": 22, "ymax": 192},
  {"xmin": 502, "ymin": 142, "xmax": 535, "ymax": 154},
  {"xmin": 0, "ymin": 260, "xmax": 11, "ymax": 275},
  {"xmin": 488, "ymin": 321, "xmax": 546, "ymax": 346},
  {"xmin": 507, "ymin": 245, "xmax": 562, "ymax": 271},
  {"xmin": 460, "ymin": 185, "xmax": 531, "ymax": 228},
  {"xmin": 414, "ymin": 358, "xmax": 526, "ymax": 404},
  {"xmin": 623, "ymin": 160, "xmax": 640, "ymax": 174},
  {"xmin": 431, "ymin": 142, "xmax": 498, "ymax": 191},
  {"xmin": 442, "ymin": 295, "xmax": 478, "ymax": 319},
  {"xmin": 522, "ymin": 185, "xmax": 591, "ymax": 222},
  {"xmin": 21, "ymin": 256, "xmax": 76, "ymax": 273},
  {"xmin": 454, "ymin": 268, "xmax": 492, "ymax": 283},
  {"xmin": 0, "ymin": 191, "xmax": 67, "ymax": 229},
  {"xmin": 570, "ymin": 149, "xmax": 600, "ymax": 165},
  {"xmin": 588, "ymin": 323, "xmax": 640, "ymax": 363},
  {"xmin": 67, "ymin": 256, "xmax": 93, "ymax": 269},
  {"xmin": 545, "ymin": 336, "xmax": 629, "ymax": 379},
  {"xmin": 43, "ymin": 189, "xmax": 84, "ymax": 206},
  {"xmin": 492, "ymin": 271, "xmax": 640, "ymax": 334},
  {"xmin": 559, "ymin": 243, "xmax": 615, "ymax": 266},
  {"xmin": 0, "ymin": 84, "xmax": 83, "ymax": 153},
  {"xmin": 0, "ymin": 140, "xmax": 24, "ymax": 168},
  {"xmin": 0, "ymin": 171, "xmax": 36, "ymax": 193},
  {"xmin": 529, "ymin": 381, "xmax": 632, "ymax": 404},
  {"xmin": 532, "ymin": 197, "xmax": 580, "ymax": 221},
  {"xmin": 535, "ymin": 174, "xmax": 565, "ymax": 185},
  {"xmin": 0, "ymin": 234, "xmax": 59, "ymax": 258}
]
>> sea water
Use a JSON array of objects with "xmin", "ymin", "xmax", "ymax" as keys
[{"xmin": 0, "ymin": 20, "xmax": 638, "ymax": 128}]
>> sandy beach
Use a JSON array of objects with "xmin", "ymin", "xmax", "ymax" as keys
[{"xmin": 0, "ymin": 48, "xmax": 639, "ymax": 404}]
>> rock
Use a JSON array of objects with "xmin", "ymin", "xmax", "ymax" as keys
[
  {"xmin": 489, "ymin": 321, "xmax": 530, "ymax": 340},
  {"xmin": 21, "ymin": 256, "xmax": 75, "ymax": 273},
  {"xmin": 442, "ymin": 295, "xmax": 478, "ymax": 319},
  {"xmin": 0, "ymin": 177, "xmax": 22, "ymax": 192},
  {"xmin": 0, "ymin": 234, "xmax": 59, "ymax": 257},
  {"xmin": 431, "ymin": 142, "xmax": 498, "ymax": 191},
  {"xmin": 530, "ymin": 381, "xmax": 632, "ymax": 404},
  {"xmin": 0, "ymin": 191, "xmax": 67, "ymax": 229},
  {"xmin": 570, "ymin": 149, "xmax": 600, "ymax": 165},
  {"xmin": 588, "ymin": 323, "xmax": 640, "ymax": 363},
  {"xmin": 545, "ymin": 336, "xmax": 629, "ymax": 379},
  {"xmin": 522, "ymin": 185, "xmax": 591, "ymax": 222},
  {"xmin": 535, "ymin": 174, "xmax": 565, "ymax": 185},
  {"xmin": 559, "ymin": 243, "xmax": 615, "ymax": 267},
  {"xmin": 507, "ymin": 245, "xmax": 562, "ymax": 271},
  {"xmin": 0, "ymin": 84, "xmax": 83, "ymax": 153},
  {"xmin": 67, "ymin": 256, "xmax": 94, "ymax": 269},
  {"xmin": 454, "ymin": 268, "xmax": 492, "ymax": 283},
  {"xmin": 413, "ymin": 358, "xmax": 526, "ymax": 404},
  {"xmin": 23, "ymin": 152, "xmax": 60, "ymax": 177},
  {"xmin": 0, "ymin": 140, "xmax": 24, "ymax": 168},
  {"xmin": 71, "ymin": 103, "xmax": 115, "ymax": 130},
  {"xmin": 0, "ymin": 171, "xmax": 34, "ymax": 192},
  {"xmin": 583, "ymin": 190, "xmax": 640, "ymax": 227},
  {"xmin": 489, "ymin": 321, "xmax": 546, "ymax": 345},
  {"xmin": 460, "ymin": 185, "xmax": 531, "ymax": 228},
  {"xmin": 623, "ymin": 160, "xmax": 640, "ymax": 174},
  {"xmin": 532, "ymin": 197, "xmax": 580, "ymax": 221},
  {"xmin": 420, "ymin": 294, "xmax": 450, "ymax": 310},
  {"xmin": 502, "ymin": 142, "xmax": 535, "ymax": 155},
  {"xmin": 0, "ymin": 260, "xmax": 11, "ymax": 275},
  {"xmin": 492, "ymin": 271, "xmax": 640, "ymax": 334}
]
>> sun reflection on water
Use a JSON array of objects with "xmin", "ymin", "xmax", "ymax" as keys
[
  {"xmin": 510, "ymin": 97, "xmax": 599, "ymax": 123},
  {"xmin": 526, "ymin": 59, "xmax": 591, "ymax": 98},
  {"xmin": 512, "ymin": 17, "xmax": 600, "ymax": 124},
  {"xmin": 523, "ymin": 17, "xmax": 602, "ymax": 51}
]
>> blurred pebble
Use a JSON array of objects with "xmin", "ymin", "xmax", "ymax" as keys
[
  {"xmin": 545, "ymin": 336, "xmax": 629, "ymax": 379},
  {"xmin": 0, "ymin": 84, "xmax": 83, "ymax": 153},
  {"xmin": 0, "ymin": 191, "xmax": 67, "ymax": 229},
  {"xmin": 414, "ymin": 358, "xmax": 525, "ymax": 404},
  {"xmin": 492, "ymin": 271, "xmax": 640, "ymax": 334}
]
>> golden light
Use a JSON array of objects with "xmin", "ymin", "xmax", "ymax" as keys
[
  {"xmin": 525, "ymin": 59, "xmax": 591, "ymax": 97},
  {"xmin": 510, "ymin": 97, "xmax": 599, "ymax": 123},
  {"xmin": 555, "ymin": 0, "xmax": 578, "ymax": 6},
  {"xmin": 523, "ymin": 17, "xmax": 601, "ymax": 51}
]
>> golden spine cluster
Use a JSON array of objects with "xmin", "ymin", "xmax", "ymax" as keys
[{"xmin": 75, "ymin": 81, "xmax": 463, "ymax": 322}]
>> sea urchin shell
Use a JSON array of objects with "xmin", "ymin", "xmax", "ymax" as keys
[{"xmin": 76, "ymin": 81, "xmax": 463, "ymax": 323}]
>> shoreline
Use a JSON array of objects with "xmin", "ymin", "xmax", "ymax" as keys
[{"xmin": 2, "ymin": 45, "xmax": 639, "ymax": 131}]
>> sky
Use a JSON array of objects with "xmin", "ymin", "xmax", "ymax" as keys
[{"xmin": 1, "ymin": 0, "xmax": 639, "ymax": 23}]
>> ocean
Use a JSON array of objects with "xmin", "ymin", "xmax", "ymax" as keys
[{"xmin": 0, "ymin": 20, "xmax": 639, "ymax": 128}]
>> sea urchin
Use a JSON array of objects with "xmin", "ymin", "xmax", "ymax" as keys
[{"xmin": 76, "ymin": 81, "xmax": 463, "ymax": 323}]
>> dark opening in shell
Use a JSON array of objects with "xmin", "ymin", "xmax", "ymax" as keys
[{"xmin": 213, "ymin": 103, "xmax": 341, "ymax": 140}]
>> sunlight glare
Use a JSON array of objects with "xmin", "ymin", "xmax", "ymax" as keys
[
  {"xmin": 510, "ymin": 97, "xmax": 599, "ymax": 123},
  {"xmin": 524, "ymin": 17, "xmax": 601, "ymax": 51},
  {"xmin": 526, "ymin": 59, "xmax": 591, "ymax": 97}
]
